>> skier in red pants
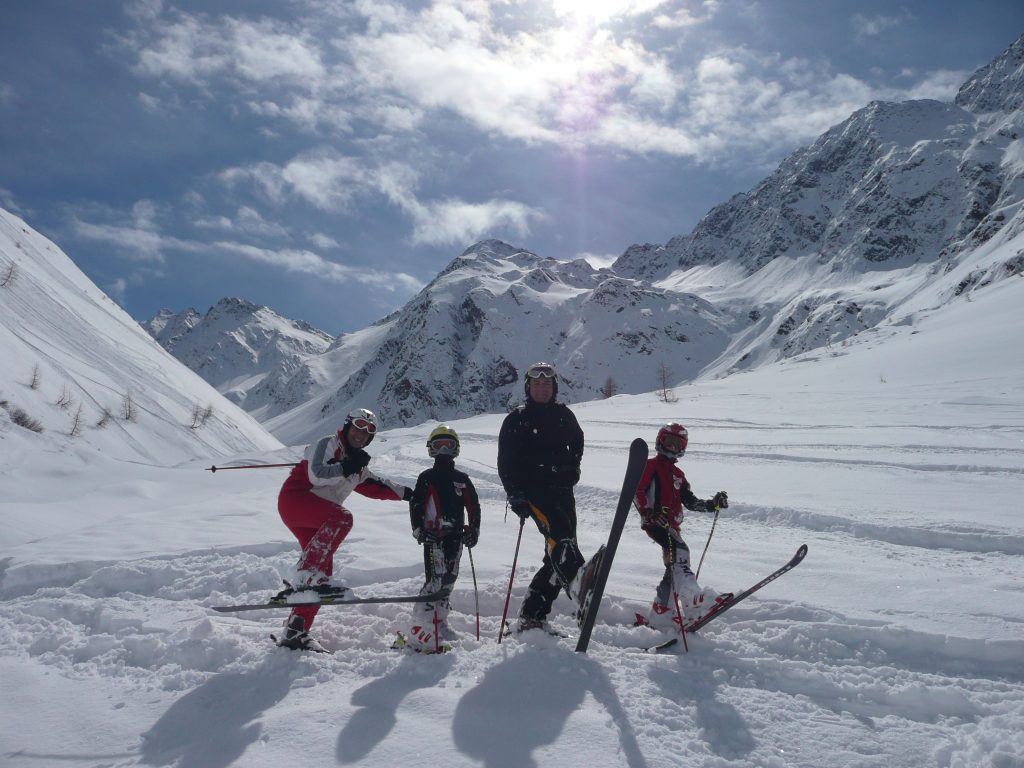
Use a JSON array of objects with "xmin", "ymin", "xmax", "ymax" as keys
[{"xmin": 275, "ymin": 408, "xmax": 412, "ymax": 650}]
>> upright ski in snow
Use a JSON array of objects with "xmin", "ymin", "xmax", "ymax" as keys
[
  {"xmin": 575, "ymin": 437, "xmax": 649, "ymax": 653},
  {"xmin": 645, "ymin": 543, "xmax": 808, "ymax": 652}
]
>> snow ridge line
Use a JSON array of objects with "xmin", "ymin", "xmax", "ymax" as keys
[{"xmin": 729, "ymin": 507, "xmax": 1024, "ymax": 555}]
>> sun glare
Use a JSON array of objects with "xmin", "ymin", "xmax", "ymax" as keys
[{"xmin": 549, "ymin": 0, "xmax": 665, "ymax": 25}]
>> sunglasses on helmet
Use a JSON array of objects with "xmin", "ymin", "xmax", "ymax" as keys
[
  {"xmin": 351, "ymin": 417, "xmax": 377, "ymax": 434},
  {"xmin": 526, "ymin": 365, "xmax": 556, "ymax": 379}
]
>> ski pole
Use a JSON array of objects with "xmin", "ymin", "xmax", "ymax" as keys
[
  {"xmin": 468, "ymin": 545, "xmax": 480, "ymax": 641},
  {"xmin": 497, "ymin": 514, "xmax": 526, "ymax": 644},
  {"xmin": 671, "ymin": 589, "xmax": 689, "ymax": 653},
  {"xmin": 694, "ymin": 506, "xmax": 720, "ymax": 580},
  {"xmin": 206, "ymin": 462, "xmax": 298, "ymax": 473}
]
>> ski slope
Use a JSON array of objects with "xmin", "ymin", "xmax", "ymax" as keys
[{"xmin": 1, "ymin": 278, "xmax": 1022, "ymax": 768}]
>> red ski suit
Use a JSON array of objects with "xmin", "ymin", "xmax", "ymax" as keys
[
  {"xmin": 278, "ymin": 431, "xmax": 410, "ymax": 628},
  {"xmin": 635, "ymin": 454, "xmax": 703, "ymax": 534}
]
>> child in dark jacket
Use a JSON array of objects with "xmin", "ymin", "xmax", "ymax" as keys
[{"xmin": 403, "ymin": 425, "xmax": 481, "ymax": 651}]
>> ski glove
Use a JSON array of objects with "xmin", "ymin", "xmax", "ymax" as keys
[
  {"xmin": 642, "ymin": 507, "xmax": 670, "ymax": 529},
  {"xmin": 508, "ymin": 495, "xmax": 532, "ymax": 520},
  {"xmin": 704, "ymin": 491, "xmax": 728, "ymax": 510},
  {"xmin": 340, "ymin": 448, "xmax": 371, "ymax": 477},
  {"xmin": 462, "ymin": 525, "xmax": 479, "ymax": 549},
  {"xmin": 413, "ymin": 527, "xmax": 440, "ymax": 544}
]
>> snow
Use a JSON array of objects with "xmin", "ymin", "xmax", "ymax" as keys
[{"xmin": 2, "ymin": 263, "xmax": 1023, "ymax": 767}]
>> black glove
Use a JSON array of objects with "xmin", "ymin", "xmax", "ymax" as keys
[
  {"xmin": 708, "ymin": 491, "xmax": 729, "ymax": 510},
  {"xmin": 508, "ymin": 495, "xmax": 531, "ymax": 520},
  {"xmin": 413, "ymin": 526, "xmax": 440, "ymax": 545},
  {"xmin": 402, "ymin": 486, "xmax": 413, "ymax": 502},
  {"xmin": 642, "ymin": 507, "xmax": 670, "ymax": 529},
  {"xmin": 340, "ymin": 448, "xmax": 370, "ymax": 477},
  {"xmin": 462, "ymin": 525, "xmax": 479, "ymax": 549}
]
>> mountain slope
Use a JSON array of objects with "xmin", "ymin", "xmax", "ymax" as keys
[
  {"xmin": 0, "ymin": 209, "xmax": 281, "ymax": 464},
  {"xmin": 145, "ymin": 298, "xmax": 335, "ymax": 420}
]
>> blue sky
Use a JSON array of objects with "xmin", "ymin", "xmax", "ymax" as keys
[{"xmin": 2, "ymin": 1, "xmax": 1022, "ymax": 334}]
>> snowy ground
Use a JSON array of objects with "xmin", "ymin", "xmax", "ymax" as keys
[{"xmin": 2, "ymin": 283, "xmax": 1023, "ymax": 768}]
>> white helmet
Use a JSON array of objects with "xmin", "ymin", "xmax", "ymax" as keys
[{"xmin": 341, "ymin": 408, "xmax": 379, "ymax": 444}]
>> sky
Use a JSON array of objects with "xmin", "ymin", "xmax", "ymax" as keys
[{"xmin": 2, "ymin": 1, "xmax": 1023, "ymax": 335}]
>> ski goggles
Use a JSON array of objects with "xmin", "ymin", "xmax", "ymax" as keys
[
  {"xmin": 526, "ymin": 365, "xmax": 556, "ymax": 379},
  {"xmin": 350, "ymin": 417, "xmax": 377, "ymax": 434},
  {"xmin": 660, "ymin": 434, "xmax": 685, "ymax": 451},
  {"xmin": 429, "ymin": 437, "xmax": 458, "ymax": 451}
]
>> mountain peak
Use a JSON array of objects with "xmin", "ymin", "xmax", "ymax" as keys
[{"xmin": 955, "ymin": 33, "xmax": 1024, "ymax": 114}]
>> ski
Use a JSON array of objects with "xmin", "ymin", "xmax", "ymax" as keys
[
  {"xmin": 575, "ymin": 437, "xmax": 649, "ymax": 653},
  {"xmin": 641, "ymin": 543, "xmax": 809, "ymax": 651},
  {"xmin": 212, "ymin": 589, "xmax": 448, "ymax": 613}
]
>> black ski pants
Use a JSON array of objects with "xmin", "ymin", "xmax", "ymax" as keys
[{"xmin": 520, "ymin": 485, "xmax": 584, "ymax": 621}]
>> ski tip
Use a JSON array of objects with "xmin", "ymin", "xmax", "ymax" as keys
[
  {"xmin": 629, "ymin": 437, "xmax": 649, "ymax": 455},
  {"xmin": 795, "ymin": 543, "xmax": 809, "ymax": 561}
]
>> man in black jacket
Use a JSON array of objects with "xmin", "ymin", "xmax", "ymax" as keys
[{"xmin": 498, "ymin": 362, "xmax": 594, "ymax": 632}]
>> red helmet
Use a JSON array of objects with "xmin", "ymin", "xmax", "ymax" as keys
[{"xmin": 656, "ymin": 423, "xmax": 688, "ymax": 459}]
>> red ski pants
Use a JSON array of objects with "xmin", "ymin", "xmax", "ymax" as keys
[{"xmin": 278, "ymin": 487, "xmax": 353, "ymax": 629}]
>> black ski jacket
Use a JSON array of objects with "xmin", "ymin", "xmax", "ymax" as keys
[
  {"xmin": 497, "ymin": 400, "xmax": 584, "ymax": 497},
  {"xmin": 409, "ymin": 457, "xmax": 481, "ymax": 539}
]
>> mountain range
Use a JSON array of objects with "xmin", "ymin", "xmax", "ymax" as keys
[{"xmin": 142, "ymin": 35, "xmax": 1024, "ymax": 445}]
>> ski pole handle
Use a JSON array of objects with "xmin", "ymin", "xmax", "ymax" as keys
[{"xmin": 207, "ymin": 462, "xmax": 298, "ymax": 473}]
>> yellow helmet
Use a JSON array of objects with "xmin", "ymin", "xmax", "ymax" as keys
[{"xmin": 426, "ymin": 424, "xmax": 460, "ymax": 458}]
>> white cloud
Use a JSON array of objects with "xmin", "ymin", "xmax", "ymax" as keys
[
  {"xmin": 193, "ymin": 206, "xmax": 291, "ymax": 239},
  {"xmin": 219, "ymin": 150, "xmax": 367, "ymax": 212},
  {"xmin": 106, "ymin": 277, "xmax": 128, "ymax": 306},
  {"xmin": 577, "ymin": 251, "xmax": 618, "ymax": 269},
  {"xmin": 73, "ymin": 220, "xmax": 170, "ymax": 262},
  {"xmin": 120, "ymin": 1, "xmax": 967, "ymax": 172},
  {"xmin": 409, "ymin": 198, "xmax": 542, "ymax": 247},
  {"xmin": 220, "ymin": 150, "xmax": 544, "ymax": 247},
  {"xmin": 0, "ymin": 82, "xmax": 15, "ymax": 105},
  {"xmin": 308, "ymin": 233, "xmax": 341, "ymax": 250},
  {"xmin": 851, "ymin": 13, "xmax": 904, "ymax": 41},
  {"xmin": 0, "ymin": 187, "xmax": 26, "ymax": 215},
  {"xmin": 130, "ymin": 13, "xmax": 325, "ymax": 87},
  {"xmin": 212, "ymin": 241, "xmax": 422, "ymax": 292},
  {"xmin": 73, "ymin": 203, "xmax": 422, "ymax": 294}
]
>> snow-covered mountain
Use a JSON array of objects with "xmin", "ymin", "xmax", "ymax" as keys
[
  {"xmin": 260, "ymin": 240, "xmax": 731, "ymax": 444},
  {"xmin": 0, "ymin": 208, "xmax": 282, "ymax": 464},
  {"xmin": 612, "ymin": 34, "xmax": 1024, "ymax": 374},
  {"xmin": 144, "ymin": 298, "xmax": 334, "ymax": 420},
  {"xmin": 150, "ymin": 35, "xmax": 1024, "ymax": 443}
]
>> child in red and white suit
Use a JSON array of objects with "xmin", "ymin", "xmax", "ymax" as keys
[
  {"xmin": 634, "ymin": 423, "xmax": 729, "ymax": 630},
  {"xmin": 276, "ymin": 408, "xmax": 412, "ymax": 650}
]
